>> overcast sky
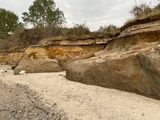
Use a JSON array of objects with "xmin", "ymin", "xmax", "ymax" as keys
[{"xmin": 0, "ymin": 0, "xmax": 159, "ymax": 31}]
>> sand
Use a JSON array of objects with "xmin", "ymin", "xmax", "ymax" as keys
[{"xmin": 1, "ymin": 65, "xmax": 160, "ymax": 120}]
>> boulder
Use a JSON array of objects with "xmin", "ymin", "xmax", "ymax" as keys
[
  {"xmin": 66, "ymin": 50, "xmax": 160, "ymax": 99},
  {"xmin": 5, "ymin": 52, "xmax": 24, "ymax": 65},
  {"xmin": 0, "ymin": 53, "xmax": 8, "ymax": 64},
  {"xmin": 66, "ymin": 49, "xmax": 160, "ymax": 98},
  {"xmin": 14, "ymin": 58, "xmax": 62, "ymax": 74},
  {"xmin": 65, "ymin": 27, "xmax": 160, "ymax": 99},
  {"xmin": 0, "ymin": 52, "xmax": 24, "ymax": 65},
  {"xmin": 14, "ymin": 47, "xmax": 63, "ymax": 74}
]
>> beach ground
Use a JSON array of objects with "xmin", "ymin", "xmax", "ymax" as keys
[{"xmin": 0, "ymin": 65, "xmax": 160, "ymax": 120}]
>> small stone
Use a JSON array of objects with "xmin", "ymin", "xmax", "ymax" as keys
[
  {"xmin": 142, "ymin": 113, "xmax": 145, "ymax": 116},
  {"xmin": 35, "ymin": 112, "xmax": 38, "ymax": 115}
]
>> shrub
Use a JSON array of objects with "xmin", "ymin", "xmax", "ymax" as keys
[
  {"xmin": 130, "ymin": 3, "xmax": 152, "ymax": 18},
  {"xmin": 97, "ymin": 25, "xmax": 120, "ymax": 37},
  {"xmin": 130, "ymin": 3, "xmax": 160, "ymax": 20},
  {"xmin": 0, "ymin": 40, "xmax": 10, "ymax": 52},
  {"xmin": 123, "ymin": 3, "xmax": 160, "ymax": 28},
  {"xmin": 61, "ymin": 23, "xmax": 90, "ymax": 36},
  {"xmin": 8, "ymin": 46, "xmax": 20, "ymax": 52},
  {"xmin": 3, "ymin": 22, "xmax": 92, "ymax": 52}
]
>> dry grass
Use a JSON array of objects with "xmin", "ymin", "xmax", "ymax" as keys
[{"xmin": 123, "ymin": 3, "xmax": 160, "ymax": 29}]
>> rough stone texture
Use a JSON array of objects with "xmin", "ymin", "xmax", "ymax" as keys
[
  {"xmin": 120, "ymin": 21, "xmax": 160, "ymax": 36},
  {"xmin": 39, "ymin": 36, "xmax": 109, "ymax": 47},
  {"xmin": 0, "ymin": 52, "xmax": 24, "ymax": 65},
  {"xmin": 46, "ymin": 46, "xmax": 100, "ymax": 60},
  {"xmin": 6, "ymin": 52, "xmax": 24, "ymax": 65},
  {"xmin": 66, "ymin": 49, "xmax": 160, "ymax": 98},
  {"xmin": 0, "ymin": 53, "xmax": 7, "ymax": 64},
  {"xmin": 14, "ymin": 45, "xmax": 105, "ymax": 74},
  {"xmin": 14, "ymin": 47, "xmax": 63, "ymax": 74},
  {"xmin": 65, "ymin": 21, "xmax": 160, "ymax": 99}
]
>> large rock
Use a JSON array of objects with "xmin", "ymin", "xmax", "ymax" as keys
[
  {"xmin": 14, "ymin": 47, "xmax": 63, "ymax": 74},
  {"xmin": 66, "ymin": 28, "xmax": 160, "ymax": 99},
  {"xmin": 0, "ymin": 52, "xmax": 24, "ymax": 65},
  {"xmin": 0, "ymin": 53, "xmax": 8, "ymax": 64},
  {"xmin": 6, "ymin": 52, "xmax": 24, "ymax": 65},
  {"xmin": 66, "ymin": 49, "xmax": 160, "ymax": 98}
]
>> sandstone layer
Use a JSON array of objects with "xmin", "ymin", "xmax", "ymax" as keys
[
  {"xmin": 65, "ymin": 20, "xmax": 160, "ymax": 99},
  {"xmin": 14, "ymin": 47, "xmax": 63, "ymax": 74},
  {"xmin": 0, "ymin": 52, "xmax": 23, "ymax": 65},
  {"xmin": 14, "ymin": 44, "xmax": 105, "ymax": 74}
]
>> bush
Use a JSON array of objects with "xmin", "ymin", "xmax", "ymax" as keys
[
  {"xmin": 61, "ymin": 23, "xmax": 90, "ymax": 36},
  {"xmin": 0, "ymin": 40, "xmax": 10, "ymax": 51},
  {"xmin": 130, "ymin": 3, "xmax": 152, "ymax": 18},
  {"xmin": 1, "ymin": 22, "xmax": 92, "ymax": 52},
  {"xmin": 130, "ymin": 3, "xmax": 160, "ymax": 20},
  {"xmin": 97, "ymin": 25, "xmax": 120, "ymax": 37},
  {"xmin": 123, "ymin": 3, "xmax": 160, "ymax": 28},
  {"xmin": 6, "ymin": 26, "xmax": 61, "ymax": 48},
  {"xmin": 8, "ymin": 46, "xmax": 20, "ymax": 52}
]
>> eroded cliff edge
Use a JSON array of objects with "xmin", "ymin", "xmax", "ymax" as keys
[
  {"xmin": 65, "ymin": 19, "xmax": 160, "ymax": 99},
  {"xmin": 1, "ymin": 17, "xmax": 160, "ymax": 99}
]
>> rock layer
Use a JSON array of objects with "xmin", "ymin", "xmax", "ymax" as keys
[
  {"xmin": 66, "ymin": 21, "xmax": 160, "ymax": 99},
  {"xmin": 14, "ymin": 44, "xmax": 105, "ymax": 74},
  {"xmin": 14, "ymin": 47, "xmax": 63, "ymax": 74},
  {"xmin": 0, "ymin": 52, "xmax": 23, "ymax": 65}
]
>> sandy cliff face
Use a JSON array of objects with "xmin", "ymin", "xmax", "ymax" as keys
[
  {"xmin": 65, "ymin": 20, "xmax": 160, "ymax": 99},
  {"xmin": 0, "ymin": 36, "xmax": 106, "ymax": 73},
  {"xmin": 13, "ymin": 44, "xmax": 105, "ymax": 74},
  {"xmin": 0, "ymin": 54, "xmax": 8, "ymax": 64},
  {"xmin": 14, "ymin": 47, "xmax": 63, "ymax": 74},
  {"xmin": 46, "ymin": 45, "xmax": 105, "ymax": 60},
  {"xmin": 3, "ymin": 18, "xmax": 160, "ymax": 99},
  {"xmin": 0, "ymin": 52, "xmax": 23, "ymax": 65}
]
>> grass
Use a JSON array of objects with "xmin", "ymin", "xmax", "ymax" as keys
[{"xmin": 122, "ymin": 4, "xmax": 160, "ymax": 31}]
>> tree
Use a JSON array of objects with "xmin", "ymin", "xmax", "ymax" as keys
[
  {"xmin": 130, "ymin": 3, "xmax": 151, "ymax": 18},
  {"xmin": 22, "ymin": 0, "xmax": 65, "ymax": 27},
  {"xmin": 0, "ymin": 8, "xmax": 20, "ymax": 39}
]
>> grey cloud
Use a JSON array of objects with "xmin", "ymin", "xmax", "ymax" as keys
[
  {"xmin": 0, "ymin": 0, "xmax": 34, "ymax": 21},
  {"xmin": 57, "ymin": 0, "xmax": 159, "ymax": 30},
  {"xmin": 0, "ymin": 0, "xmax": 159, "ymax": 31}
]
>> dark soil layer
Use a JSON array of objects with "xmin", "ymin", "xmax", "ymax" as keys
[{"xmin": 121, "ymin": 14, "xmax": 160, "ymax": 31}]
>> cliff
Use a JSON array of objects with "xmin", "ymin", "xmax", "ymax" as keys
[
  {"xmin": 2, "ymin": 15, "xmax": 160, "ymax": 99},
  {"xmin": 39, "ymin": 35, "xmax": 110, "ymax": 47},
  {"xmin": 11, "ymin": 35, "xmax": 107, "ymax": 74},
  {"xmin": 0, "ymin": 52, "xmax": 23, "ymax": 65},
  {"xmin": 65, "ymin": 18, "xmax": 160, "ymax": 99}
]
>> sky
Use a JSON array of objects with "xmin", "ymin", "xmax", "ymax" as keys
[{"xmin": 0, "ymin": 0, "xmax": 159, "ymax": 31}]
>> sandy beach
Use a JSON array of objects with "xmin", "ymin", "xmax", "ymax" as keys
[{"xmin": 1, "ymin": 65, "xmax": 160, "ymax": 120}]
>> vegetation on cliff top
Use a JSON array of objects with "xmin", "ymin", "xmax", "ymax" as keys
[
  {"xmin": 122, "ymin": 3, "xmax": 160, "ymax": 30},
  {"xmin": 0, "ymin": 1, "xmax": 159, "ymax": 53}
]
